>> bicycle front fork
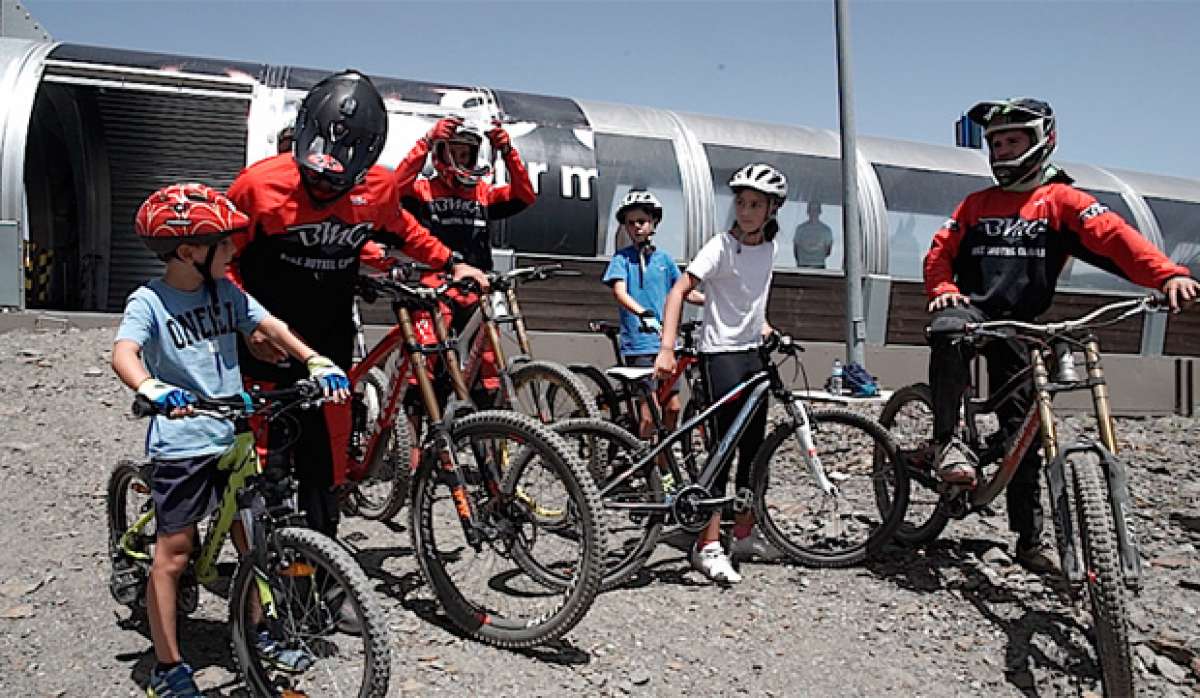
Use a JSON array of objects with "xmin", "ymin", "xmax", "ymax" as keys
[{"xmin": 784, "ymin": 398, "xmax": 838, "ymax": 496}]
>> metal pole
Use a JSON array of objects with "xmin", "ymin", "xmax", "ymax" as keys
[{"xmin": 834, "ymin": 0, "xmax": 866, "ymax": 367}]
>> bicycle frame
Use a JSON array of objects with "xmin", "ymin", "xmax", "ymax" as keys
[
  {"xmin": 942, "ymin": 326, "xmax": 1141, "ymax": 586},
  {"xmin": 600, "ymin": 355, "xmax": 833, "ymax": 530},
  {"xmin": 118, "ymin": 431, "xmax": 288, "ymax": 613}
]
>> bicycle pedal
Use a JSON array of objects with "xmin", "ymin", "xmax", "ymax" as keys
[{"xmin": 109, "ymin": 560, "xmax": 146, "ymax": 606}]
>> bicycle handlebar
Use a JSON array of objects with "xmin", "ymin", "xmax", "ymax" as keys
[
  {"xmin": 132, "ymin": 379, "xmax": 324, "ymax": 419},
  {"xmin": 965, "ymin": 295, "xmax": 1162, "ymax": 339}
]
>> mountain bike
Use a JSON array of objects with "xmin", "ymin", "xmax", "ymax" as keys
[
  {"xmin": 453, "ymin": 263, "xmax": 599, "ymax": 423},
  {"xmin": 353, "ymin": 271, "xmax": 606, "ymax": 647},
  {"xmin": 571, "ymin": 319, "xmax": 714, "ymax": 479},
  {"xmin": 508, "ymin": 332, "xmax": 907, "ymax": 589},
  {"xmin": 874, "ymin": 295, "xmax": 1162, "ymax": 697},
  {"xmin": 106, "ymin": 379, "xmax": 390, "ymax": 697},
  {"xmin": 338, "ymin": 264, "xmax": 598, "ymax": 521}
]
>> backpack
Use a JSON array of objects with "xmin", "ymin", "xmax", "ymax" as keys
[{"xmin": 842, "ymin": 362, "xmax": 879, "ymax": 397}]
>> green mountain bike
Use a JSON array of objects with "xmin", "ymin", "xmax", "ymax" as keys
[{"xmin": 107, "ymin": 379, "xmax": 390, "ymax": 697}]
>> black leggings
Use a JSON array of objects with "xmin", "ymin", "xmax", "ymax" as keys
[{"xmin": 700, "ymin": 350, "xmax": 767, "ymax": 497}]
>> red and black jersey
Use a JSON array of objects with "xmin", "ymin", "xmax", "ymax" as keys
[
  {"xmin": 394, "ymin": 140, "xmax": 536, "ymax": 271},
  {"xmin": 227, "ymin": 153, "xmax": 450, "ymax": 360},
  {"xmin": 925, "ymin": 181, "xmax": 1188, "ymax": 319}
]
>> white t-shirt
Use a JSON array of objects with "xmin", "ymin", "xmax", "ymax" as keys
[{"xmin": 686, "ymin": 232, "xmax": 776, "ymax": 353}]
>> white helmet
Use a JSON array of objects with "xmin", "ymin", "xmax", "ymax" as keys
[
  {"xmin": 616, "ymin": 189, "xmax": 664, "ymax": 223},
  {"xmin": 729, "ymin": 163, "xmax": 787, "ymax": 202}
]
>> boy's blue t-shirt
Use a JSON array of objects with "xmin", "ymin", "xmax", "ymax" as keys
[
  {"xmin": 115, "ymin": 278, "xmax": 268, "ymax": 460},
  {"xmin": 602, "ymin": 245, "xmax": 680, "ymax": 356}
]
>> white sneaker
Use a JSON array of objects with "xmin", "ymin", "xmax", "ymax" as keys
[
  {"xmin": 690, "ymin": 541, "xmax": 742, "ymax": 584},
  {"xmin": 730, "ymin": 528, "xmax": 782, "ymax": 562}
]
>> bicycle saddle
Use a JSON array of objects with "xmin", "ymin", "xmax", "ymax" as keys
[{"xmin": 605, "ymin": 366, "xmax": 655, "ymax": 383}]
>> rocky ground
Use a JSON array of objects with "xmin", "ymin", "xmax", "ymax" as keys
[{"xmin": 0, "ymin": 324, "xmax": 1198, "ymax": 697}]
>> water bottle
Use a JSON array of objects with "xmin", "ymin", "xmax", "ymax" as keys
[{"xmin": 830, "ymin": 358, "xmax": 844, "ymax": 396}]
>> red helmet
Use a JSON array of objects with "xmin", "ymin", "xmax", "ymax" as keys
[{"xmin": 135, "ymin": 183, "xmax": 248, "ymax": 256}]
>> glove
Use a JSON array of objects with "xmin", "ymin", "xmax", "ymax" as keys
[
  {"xmin": 638, "ymin": 309, "xmax": 662, "ymax": 333},
  {"xmin": 487, "ymin": 125, "xmax": 512, "ymax": 154},
  {"xmin": 137, "ymin": 379, "xmax": 197, "ymax": 412},
  {"xmin": 306, "ymin": 355, "xmax": 350, "ymax": 394},
  {"xmin": 425, "ymin": 117, "xmax": 460, "ymax": 144}
]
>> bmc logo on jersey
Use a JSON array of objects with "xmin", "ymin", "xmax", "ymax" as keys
[
  {"xmin": 429, "ymin": 197, "xmax": 484, "ymax": 218},
  {"xmin": 290, "ymin": 220, "xmax": 373, "ymax": 248},
  {"xmin": 976, "ymin": 216, "xmax": 1049, "ymax": 241}
]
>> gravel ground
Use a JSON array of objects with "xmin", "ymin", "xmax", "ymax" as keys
[{"xmin": 1, "ymin": 325, "xmax": 1198, "ymax": 697}]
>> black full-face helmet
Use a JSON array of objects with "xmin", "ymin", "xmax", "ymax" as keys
[
  {"xmin": 968, "ymin": 97, "xmax": 1056, "ymax": 189},
  {"xmin": 293, "ymin": 70, "xmax": 388, "ymax": 196}
]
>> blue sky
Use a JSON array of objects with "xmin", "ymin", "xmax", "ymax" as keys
[{"xmin": 23, "ymin": 0, "xmax": 1200, "ymax": 180}]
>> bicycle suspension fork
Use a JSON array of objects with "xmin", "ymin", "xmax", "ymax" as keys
[
  {"xmin": 782, "ymin": 396, "xmax": 838, "ymax": 496},
  {"xmin": 400, "ymin": 306, "xmax": 488, "ymax": 548}
]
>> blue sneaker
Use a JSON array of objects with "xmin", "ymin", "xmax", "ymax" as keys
[
  {"xmin": 146, "ymin": 662, "xmax": 201, "ymax": 698},
  {"xmin": 256, "ymin": 631, "xmax": 315, "ymax": 673}
]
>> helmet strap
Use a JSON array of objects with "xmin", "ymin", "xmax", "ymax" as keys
[{"xmin": 196, "ymin": 245, "xmax": 220, "ymax": 303}]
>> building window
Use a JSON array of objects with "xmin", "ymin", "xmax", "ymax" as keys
[{"xmin": 595, "ymin": 134, "xmax": 686, "ymax": 259}]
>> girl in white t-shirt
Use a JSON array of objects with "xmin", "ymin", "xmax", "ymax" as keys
[{"xmin": 655, "ymin": 163, "xmax": 788, "ymax": 584}]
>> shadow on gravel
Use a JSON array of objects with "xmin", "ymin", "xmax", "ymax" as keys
[
  {"xmin": 868, "ymin": 537, "xmax": 1099, "ymax": 695},
  {"xmin": 114, "ymin": 612, "xmax": 244, "ymax": 696},
  {"xmin": 354, "ymin": 543, "xmax": 593, "ymax": 667}
]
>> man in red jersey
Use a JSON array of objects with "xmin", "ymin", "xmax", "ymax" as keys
[
  {"xmin": 390, "ymin": 115, "xmax": 536, "ymax": 407},
  {"xmin": 227, "ymin": 70, "xmax": 487, "ymax": 541},
  {"xmin": 924, "ymin": 97, "xmax": 1198, "ymax": 573}
]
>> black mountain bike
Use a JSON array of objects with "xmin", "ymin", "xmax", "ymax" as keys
[{"xmin": 513, "ymin": 332, "xmax": 907, "ymax": 589}]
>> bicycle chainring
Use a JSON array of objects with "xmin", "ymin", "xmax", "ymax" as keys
[{"xmin": 671, "ymin": 484, "xmax": 712, "ymax": 533}]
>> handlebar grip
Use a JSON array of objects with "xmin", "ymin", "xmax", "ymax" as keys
[{"xmin": 131, "ymin": 394, "xmax": 159, "ymax": 418}]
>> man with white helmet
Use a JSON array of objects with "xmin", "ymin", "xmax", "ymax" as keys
[
  {"xmin": 925, "ymin": 97, "xmax": 1198, "ymax": 574},
  {"xmin": 603, "ymin": 189, "xmax": 702, "ymax": 452},
  {"xmin": 655, "ymin": 163, "xmax": 787, "ymax": 584}
]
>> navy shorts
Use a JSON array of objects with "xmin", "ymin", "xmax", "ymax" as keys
[
  {"xmin": 150, "ymin": 452, "xmax": 229, "ymax": 534},
  {"xmin": 625, "ymin": 353, "xmax": 682, "ymax": 396}
]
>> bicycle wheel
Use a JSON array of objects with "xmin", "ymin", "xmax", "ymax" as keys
[
  {"xmin": 106, "ymin": 460, "xmax": 154, "ymax": 611},
  {"xmin": 569, "ymin": 364, "xmax": 624, "ymax": 424},
  {"xmin": 229, "ymin": 526, "xmax": 390, "ymax": 698},
  {"xmin": 544, "ymin": 418, "xmax": 661, "ymax": 591},
  {"xmin": 875, "ymin": 383, "xmax": 950, "ymax": 545},
  {"xmin": 509, "ymin": 359, "xmax": 601, "ymax": 423},
  {"xmin": 1070, "ymin": 452, "xmax": 1136, "ymax": 696},
  {"xmin": 348, "ymin": 367, "xmax": 412, "ymax": 521},
  {"xmin": 751, "ymin": 407, "xmax": 907, "ymax": 567},
  {"xmin": 409, "ymin": 410, "xmax": 604, "ymax": 648}
]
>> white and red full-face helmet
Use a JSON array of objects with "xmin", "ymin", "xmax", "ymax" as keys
[
  {"xmin": 135, "ymin": 183, "xmax": 248, "ymax": 257},
  {"xmin": 968, "ymin": 97, "xmax": 1056, "ymax": 189},
  {"xmin": 433, "ymin": 121, "xmax": 492, "ymax": 187}
]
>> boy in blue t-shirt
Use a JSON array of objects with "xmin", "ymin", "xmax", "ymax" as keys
[
  {"xmin": 111, "ymin": 184, "xmax": 350, "ymax": 698},
  {"xmin": 602, "ymin": 189, "xmax": 702, "ymax": 442}
]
